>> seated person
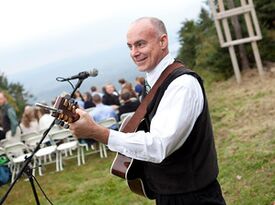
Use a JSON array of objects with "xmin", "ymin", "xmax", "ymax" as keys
[
  {"xmin": 20, "ymin": 106, "xmax": 39, "ymax": 134},
  {"xmin": 73, "ymin": 90, "xmax": 85, "ymax": 109},
  {"xmin": 102, "ymin": 83, "xmax": 120, "ymax": 110},
  {"xmin": 135, "ymin": 76, "xmax": 145, "ymax": 97},
  {"xmin": 118, "ymin": 91, "xmax": 140, "ymax": 121},
  {"xmin": 36, "ymin": 105, "xmax": 55, "ymax": 131},
  {"xmin": 90, "ymin": 94, "xmax": 118, "ymax": 130},
  {"xmin": 121, "ymin": 82, "xmax": 138, "ymax": 99},
  {"xmin": 82, "ymin": 92, "xmax": 95, "ymax": 109}
]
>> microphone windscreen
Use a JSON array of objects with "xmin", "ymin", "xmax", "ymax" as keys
[{"xmin": 90, "ymin": 69, "xmax": 98, "ymax": 77}]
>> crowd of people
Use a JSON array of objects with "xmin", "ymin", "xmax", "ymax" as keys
[
  {"xmin": 73, "ymin": 77, "xmax": 145, "ymax": 122},
  {"xmin": 0, "ymin": 76, "xmax": 145, "ymax": 142}
]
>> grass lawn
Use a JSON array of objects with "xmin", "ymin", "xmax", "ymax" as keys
[{"xmin": 0, "ymin": 151, "xmax": 154, "ymax": 205}]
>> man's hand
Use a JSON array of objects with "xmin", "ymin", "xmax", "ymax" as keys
[{"xmin": 69, "ymin": 108, "xmax": 110, "ymax": 144}]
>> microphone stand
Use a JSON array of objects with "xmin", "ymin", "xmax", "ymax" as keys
[{"xmin": 0, "ymin": 78, "xmax": 85, "ymax": 205}]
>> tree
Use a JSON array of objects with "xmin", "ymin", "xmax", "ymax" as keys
[
  {"xmin": 0, "ymin": 72, "xmax": 9, "ymax": 90},
  {"xmin": 195, "ymin": 8, "xmax": 232, "ymax": 75},
  {"xmin": 177, "ymin": 20, "xmax": 197, "ymax": 68},
  {"xmin": 0, "ymin": 72, "xmax": 34, "ymax": 117},
  {"xmin": 177, "ymin": 8, "xmax": 232, "ymax": 77},
  {"xmin": 253, "ymin": 0, "xmax": 275, "ymax": 62}
]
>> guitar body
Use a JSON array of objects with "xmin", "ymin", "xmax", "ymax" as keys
[{"xmin": 110, "ymin": 115, "xmax": 155, "ymax": 199}]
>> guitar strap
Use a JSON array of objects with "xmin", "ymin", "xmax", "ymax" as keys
[{"xmin": 121, "ymin": 61, "xmax": 184, "ymax": 133}]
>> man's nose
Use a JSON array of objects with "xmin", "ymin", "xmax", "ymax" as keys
[{"xmin": 131, "ymin": 46, "xmax": 140, "ymax": 57}]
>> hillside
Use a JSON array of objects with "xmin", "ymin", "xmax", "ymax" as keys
[
  {"xmin": 207, "ymin": 68, "xmax": 275, "ymax": 204},
  {"xmin": 0, "ymin": 68, "xmax": 274, "ymax": 205}
]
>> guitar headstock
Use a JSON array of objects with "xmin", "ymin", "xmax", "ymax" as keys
[{"xmin": 52, "ymin": 95, "xmax": 80, "ymax": 126}]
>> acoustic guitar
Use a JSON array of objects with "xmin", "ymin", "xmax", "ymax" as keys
[{"xmin": 110, "ymin": 115, "xmax": 155, "ymax": 199}]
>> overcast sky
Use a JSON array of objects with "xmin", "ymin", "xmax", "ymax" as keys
[
  {"xmin": 0, "ymin": 0, "xmax": 205, "ymax": 74},
  {"xmin": 0, "ymin": 0, "xmax": 206, "ymax": 102}
]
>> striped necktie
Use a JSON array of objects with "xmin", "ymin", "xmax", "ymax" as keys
[{"xmin": 144, "ymin": 80, "xmax": 151, "ymax": 94}]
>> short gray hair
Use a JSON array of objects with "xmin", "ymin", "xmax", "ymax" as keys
[{"xmin": 135, "ymin": 17, "xmax": 167, "ymax": 36}]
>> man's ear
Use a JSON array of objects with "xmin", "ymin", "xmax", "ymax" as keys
[{"xmin": 159, "ymin": 34, "xmax": 168, "ymax": 49}]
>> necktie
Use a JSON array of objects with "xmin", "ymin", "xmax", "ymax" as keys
[{"xmin": 144, "ymin": 80, "xmax": 151, "ymax": 94}]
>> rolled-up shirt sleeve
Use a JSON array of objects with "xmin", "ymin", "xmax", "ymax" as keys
[{"xmin": 107, "ymin": 75, "xmax": 204, "ymax": 163}]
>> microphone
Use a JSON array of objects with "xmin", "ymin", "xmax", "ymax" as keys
[{"xmin": 61, "ymin": 69, "xmax": 98, "ymax": 81}]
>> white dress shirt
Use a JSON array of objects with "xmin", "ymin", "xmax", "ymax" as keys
[{"xmin": 108, "ymin": 53, "xmax": 204, "ymax": 163}]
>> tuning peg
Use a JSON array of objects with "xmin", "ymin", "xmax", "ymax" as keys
[
  {"xmin": 54, "ymin": 119, "xmax": 61, "ymax": 125},
  {"xmin": 63, "ymin": 123, "xmax": 70, "ymax": 129},
  {"xmin": 69, "ymin": 98, "xmax": 75, "ymax": 104},
  {"xmin": 59, "ymin": 121, "xmax": 65, "ymax": 127},
  {"xmin": 63, "ymin": 99, "xmax": 69, "ymax": 107}
]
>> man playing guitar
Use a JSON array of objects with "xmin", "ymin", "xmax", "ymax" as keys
[{"xmin": 69, "ymin": 17, "xmax": 226, "ymax": 205}]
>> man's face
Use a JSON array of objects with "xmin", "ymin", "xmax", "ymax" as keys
[
  {"xmin": 0, "ymin": 93, "xmax": 6, "ymax": 106},
  {"xmin": 127, "ymin": 21, "xmax": 166, "ymax": 72},
  {"xmin": 105, "ymin": 85, "xmax": 114, "ymax": 94}
]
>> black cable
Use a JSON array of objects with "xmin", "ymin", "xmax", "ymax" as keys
[
  {"xmin": 55, "ymin": 77, "xmax": 75, "ymax": 90},
  {"xmin": 32, "ymin": 174, "xmax": 54, "ymax": 205}
]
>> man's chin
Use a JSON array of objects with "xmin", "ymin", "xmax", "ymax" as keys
[{"xmin": 136, "ymin": 65, "xmax": 151, "ymax": 72}]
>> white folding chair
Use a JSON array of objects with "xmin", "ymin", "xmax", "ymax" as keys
[
  {"xmin": 99, "ymin": 117, "xmax": 118, "ymax": 129},
  {"xmin": 5, "ymin": 126, "xmax": 22, "ymax": 141},
  {"xmin": 24, "ymin": 135, "xmax": 57, "ymax": 176},
  {"xmin": 0, "ymin": 138, "xmax": 18, "ymax": 147},
  {"xmin": 49, "ymin": 129, "xmax": 85, "ymax": 171},
  {"xmin": 20, "ymin": 131, "xmax": 40, "ymax": 143},
  {"xmin": 98, "ymin": 117, "xmax": 118, "ymax": 158},
  {"xmin": 4, "ymin": 142, "xmax": 32, "ymax": 183},
  {"xmin": 0, "ymin": 147, "xmax": 5, "ymax": 155},
  {"xmin": 85, "ymin": 107, "xmax": 95, "ymax": 113},
  {"xmin": 119, "ymin": 112, "xmax": 134, "ymax": 125}
]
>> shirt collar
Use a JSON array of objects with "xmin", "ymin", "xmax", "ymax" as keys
[{"xmin": 146, "ymin": 53, "xmax": 175, "ymax": 87}]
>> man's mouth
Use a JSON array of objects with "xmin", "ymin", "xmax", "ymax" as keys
[{"xmin": 135, "ymin": 57, "xmax": 147, "ymax": 65}]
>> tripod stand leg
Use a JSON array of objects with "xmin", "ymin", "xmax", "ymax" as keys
[{"xmin": 25, "ymin": 166, "xmax": 40, "ymax": 205}]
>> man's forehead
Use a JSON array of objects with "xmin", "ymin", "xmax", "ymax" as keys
[
  {"xmin": 128, "ymin": 19, "xmax": 153, "ymax": 33},
  {"xmin": 127, "ymin": 22, "xmax": 156, "ymax": 42}
]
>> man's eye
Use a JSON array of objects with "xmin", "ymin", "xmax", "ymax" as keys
[{"xmin": 137, "ymin": 42, "xmax": 145, "ymax": 47}]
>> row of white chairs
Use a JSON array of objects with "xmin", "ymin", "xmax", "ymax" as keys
[
  {"xmin": 1, "ymin": 112, "xmax": 134, "ymax": 183},
  {"xmin": 2, "ymin": 128, "xmax": 86, "ymax": 182}
]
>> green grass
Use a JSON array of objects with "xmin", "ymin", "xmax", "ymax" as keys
[
  {"xmin": 208, "ymin": 70, "xmax": 275, "ymax": 205},
  {"xmin": 0, "ymin": 152, "xmax": 154, "ymax": 205},
  {"xmin": 0, "ymin": 69, "xmax": 274, "ymax": 205}
]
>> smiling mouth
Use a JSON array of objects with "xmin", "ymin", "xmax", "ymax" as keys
[{"xmin": 135, "ymin": 57, "xmax": 147, "ymax": 65}]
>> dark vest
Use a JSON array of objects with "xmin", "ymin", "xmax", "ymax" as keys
[{"xmin": 141, "ymin": 67, "xmax": 219, "ymax": 195}]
